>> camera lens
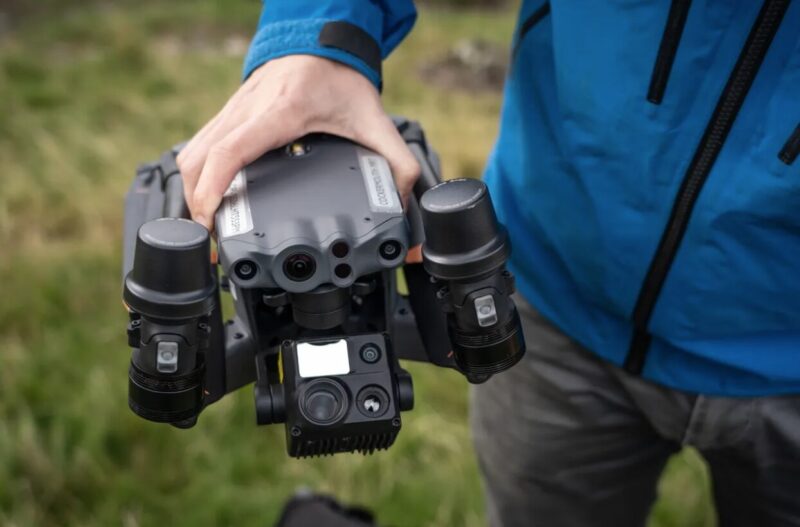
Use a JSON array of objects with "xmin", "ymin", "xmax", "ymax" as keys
[
  {"xmin": 283, "ymin": 253, "xmax": 316, "ymax": 281},
  {"xmin": 299, "ymin": 378, "xmax": 348, "ymax": 426},
  {"xmin": 331, "ymin": 241, "xmax": 349, "ymax": 258},
  {"xmin": 356, "ymin": 386, "xmax": 390, "ymax": 418},
  {"xmin": 359, "ymin": 344, "xmax": 381, "ymax": 364},
  {"xmin": 234, "ymin": 260, "xmax": 258, "ymax": 280},
  {"xmin": 334, "ymin": 264, "xmax": 352, "ymax": 279},
  {"xmin": 307, "ymin": 392, "xmax": 338, "ymax": 422},
  {"xmin": 379, "ymin": 240, "xmax": 402, "ymax": 261}
]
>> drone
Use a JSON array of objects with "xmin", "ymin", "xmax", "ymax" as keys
[{"xmin": 122, "ymin": 118, "xmax": 525, "ymax": 457}]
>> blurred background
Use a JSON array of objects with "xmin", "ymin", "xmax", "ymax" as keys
[{"xmin": 0, "ymin": 1, "xmax": 716, "ymax": 525}]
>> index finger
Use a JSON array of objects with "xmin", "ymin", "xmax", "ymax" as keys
[{"xmin": 191, "ymin": 109, "xmax": 302, "ymax": 229}]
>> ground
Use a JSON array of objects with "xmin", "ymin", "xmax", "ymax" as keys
[{"xmin": 0, "ymin": 2, "xmax": 715, "ymax": 526}]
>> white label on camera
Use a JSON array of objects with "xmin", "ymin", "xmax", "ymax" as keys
[
  {"xmin": 217, "ymin": 170, "xmax": 253, "ymax": 238},
  {"xmin": 296, "ymin": 340, "xmax": 351, "ymax": 378},
  {"xmin": 358, "ymin": 149, "xmax": 402, "ymax": 213}
]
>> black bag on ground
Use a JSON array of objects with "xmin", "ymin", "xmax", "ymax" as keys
[{"xmin": 274, "ymin": 492, "xmax": 380, "ymax": 527}]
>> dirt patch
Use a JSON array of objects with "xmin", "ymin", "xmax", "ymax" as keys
[{"xmin": 417, "ymin": 38, "xmax": 508, "ymax": 93}]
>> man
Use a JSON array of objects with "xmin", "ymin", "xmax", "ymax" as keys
[{"xmin": 176, "ymin": 1, "xmax": 800, "ymax": 525}]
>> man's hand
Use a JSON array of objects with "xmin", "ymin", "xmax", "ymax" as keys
[{"xmin": 176, "ymin": 55, "xmax": 420, "ymax": 230}]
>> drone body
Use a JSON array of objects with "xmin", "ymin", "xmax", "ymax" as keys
[{"xmin": 122, "ymin": 119, "xmax": 525, "ymax": 457}]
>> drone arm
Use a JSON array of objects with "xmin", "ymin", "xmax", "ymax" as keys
[
  {"xmin": 390, "ymin": 118, "xmax": 456, "ymax": 368},
  {"xmin": 220, "ymin": 315, "xmax": 258, "ymax": 397},
  {"xmin": 160, "ymin": 146, "xmax": 190, "ymax": 220}
]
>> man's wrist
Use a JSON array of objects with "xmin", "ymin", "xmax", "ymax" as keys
[{"xmin": 243, "ymin": 19, "xmax": 383, "ymax": 89}]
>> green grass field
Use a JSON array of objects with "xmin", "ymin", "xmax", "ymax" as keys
[{"xmin": 0, "ymin": 2, "xmax": 716, "ymax": 526}]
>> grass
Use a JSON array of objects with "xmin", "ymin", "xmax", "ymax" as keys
[{"xmin": 0, "ymin": 2, "xmax": 715, "ymax": 526}]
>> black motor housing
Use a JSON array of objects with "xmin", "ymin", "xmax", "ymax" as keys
[
  {"xmin": 123, "ymin": 218, "xmax": 218, "ymax": 427},
  {"xmin": 419, "ymin": 178, "xmax": 526, "ymax": 383}
]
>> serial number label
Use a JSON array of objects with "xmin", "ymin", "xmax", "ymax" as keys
[
  {"xmin": 218, "ymin": 170, "xmax": 254, "ymax": 238},
  {"xmin": 358, "ymin": 149, "xmax": 402, "ymax": 214}
]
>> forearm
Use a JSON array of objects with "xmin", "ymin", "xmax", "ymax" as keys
[
  {"xmin": 243, "ymin": 1, "xmax": 417, "ymax": 88},
  {"xmin": 176, "ymin": 1, "xmax": 419, "ymax": 229}
]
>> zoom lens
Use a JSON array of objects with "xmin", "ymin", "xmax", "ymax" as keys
[
  {"xmin": 298, "ymin": 378, "xmax": 348, "ymax": 426},
  {"xmin": 283, "ymin": 253, "xmax": 316, "ymax": 281}
]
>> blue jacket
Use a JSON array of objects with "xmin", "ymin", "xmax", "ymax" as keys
[{"xmin": 244, "ymin": 1, "xmax": 800, "ymax": 396}]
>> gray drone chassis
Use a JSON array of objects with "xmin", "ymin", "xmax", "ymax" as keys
[{"xmin": 216, "ymin": 136, "xmax": 409, "ymax": 293}]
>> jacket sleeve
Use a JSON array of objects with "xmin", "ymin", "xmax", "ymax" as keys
[{"xmin": 242, "ymin": 1, "xmax": 417, "ymax": 89}]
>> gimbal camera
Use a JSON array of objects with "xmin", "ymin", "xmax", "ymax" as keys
[{"xmin": 122, "ymin": 118, "xmax": 525, "ymax": 457}]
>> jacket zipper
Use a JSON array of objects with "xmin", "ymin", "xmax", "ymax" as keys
[
  {"xmin": 779, "ymin": 123, "xmax": 800, "ymax": 165},
  {"xmin": 624, "ymin": 0, "xmax": 790, "ymax": 374},
  {"xmin": 511, "ymin": 2, "xmax": 551, "ymax": 59},
  {"xmin": 648, "ymin": 0, "xmax": 693, "ymax": 104}
]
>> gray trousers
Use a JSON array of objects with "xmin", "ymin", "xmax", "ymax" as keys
[{"xmin": 471, "ymin": 302, "xmax": 800, "ymax": 527}]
